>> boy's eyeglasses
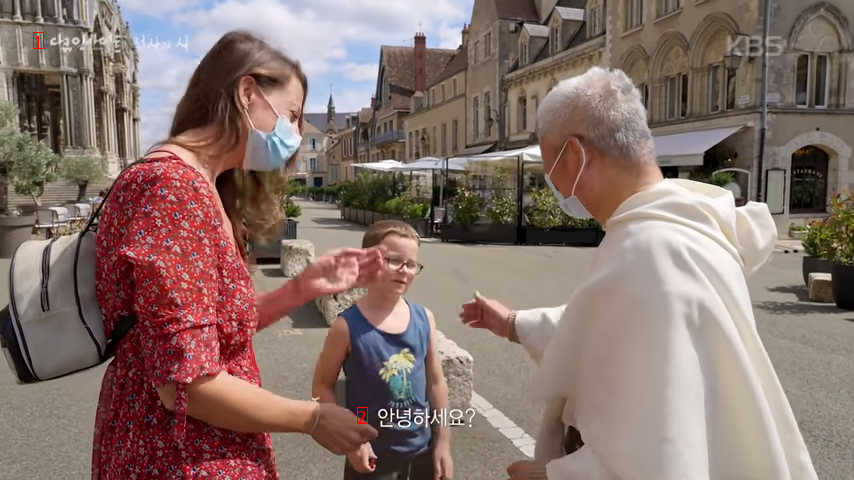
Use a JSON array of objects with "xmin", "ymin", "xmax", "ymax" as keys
[{"xmin": 384, "ymin": 257, "xmax": 423, "ymax": 275}]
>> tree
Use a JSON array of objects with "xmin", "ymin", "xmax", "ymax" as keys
[
  {"xmin": 57, "ymin": 155, "xmax": 104, "ymax": 201},
  {"xmin": 0, "ymin": 101, "xmax": 59, "ymax": 212}
]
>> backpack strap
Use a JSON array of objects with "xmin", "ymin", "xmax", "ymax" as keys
[
  {"xmin": 84, "ymin": 152, "xmax": 176, "ymax": 232},
  {"xmin": 92, "ymin": 151, "xmax": 178, "ymax": 360}
]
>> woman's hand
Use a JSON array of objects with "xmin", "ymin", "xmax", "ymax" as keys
[
  {"xmin": 347, "ymin": 442, "xmax": 376, "ymax": 473},
  {"xmin": 295, "ymin": 247, "xmax": 384, "ymax": 300},
  {"xmin": 310, "ymin": 403, "xmax": 378, "ymax": 455}
]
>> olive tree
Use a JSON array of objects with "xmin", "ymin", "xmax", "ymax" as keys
[
  {"xmin": 57, "ymin": 155, "xmax": 104, "ymax": 201},
  {"xmin": 0, "ymin": 101, "xmax": 59, "ymax": 212}
]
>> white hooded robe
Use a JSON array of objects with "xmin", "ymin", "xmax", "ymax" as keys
[{"xmin": 513, "ymin": 179, "xmax": 817, "ymax": 480}]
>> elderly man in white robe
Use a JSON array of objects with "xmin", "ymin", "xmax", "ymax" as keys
[{"xmin": 460, "ymin": 67, "xmax": 817, "ymax": 480}]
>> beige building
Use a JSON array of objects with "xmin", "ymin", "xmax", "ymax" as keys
[
  {"xmin": 338, "ymin": 114, "xmax": 357, "ymax": 181},
  {"xmin": 610, "ymin": 0, "xmax": 854, "ymax": 235},
  {"xmin": 464, "ymin": 0, "xmax": 545, "ymax": 153},
  {"xmin": 369, "ymin": 33, "xmax": 456, "ymax": 162},
  {"xmin": 294, "ymin": 120, "xmax": 323, "ymax": 186},
  {"xmin": 355, "ymin": 106, "xmax": 372, "ymax": 166},
  {"xmin": 504, "ymin": 1, "xmax": 606, "ymax": 149},
  {"xmin": 404, "ymin": 29, "xmax": 468, "ymax": 160}
]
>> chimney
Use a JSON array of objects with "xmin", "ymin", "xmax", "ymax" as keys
[
  {"xmin": 370, "ymin": 94, "xmax": 376, "ymax": 109},
  {"xmin": 414, "ymin": 32, "xmax": 426, "ymax": 92},
  {"xmin": 461, "ymin": 24, "xmax": 469, "ymax": 46}
]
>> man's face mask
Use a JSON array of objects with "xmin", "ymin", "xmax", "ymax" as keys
[
  {"xmin": 543, "ymin": 138, "xmax": 592, "ymax": 219},
  {"xmin": 244, "ymin": 90, "xmax": 302, "ymax": 172}
]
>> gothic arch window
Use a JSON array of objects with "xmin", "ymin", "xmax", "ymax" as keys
[
  {"xmin": 790, "ymin": 9, "xmax": 846, "ymax": 108},
  {"xmin": 789, "ymin": 145, "xmax": 829, "ymax": 213},
  {"xmin": 619, "ymin": 46, "xmax": 650, "ymax": 113},
  {"xmin": 651, "ymin": 35, "xmax": 689, "ymax": 121}
]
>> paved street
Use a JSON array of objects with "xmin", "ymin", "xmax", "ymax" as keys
[{"xmin": 0, "ymin": 199, "xmax": 853, "ymax": 479}]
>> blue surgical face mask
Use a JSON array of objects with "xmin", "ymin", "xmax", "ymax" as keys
[
  {"xmin": 244, "ymin": 91, "xmax": 302, "ymax": 172},
  {"xmin": 543, "ymin": 139, "xmax": 592, "ymax": 218}
]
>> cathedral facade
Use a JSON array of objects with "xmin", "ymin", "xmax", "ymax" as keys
[{"xmin": 0, "ymin": 0, "xmax": 140, "ymax": 176}]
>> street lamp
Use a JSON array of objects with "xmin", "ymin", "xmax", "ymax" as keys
[{"xmin": 724, "ymin": 51, "xmax": 743, "ymax": 70}]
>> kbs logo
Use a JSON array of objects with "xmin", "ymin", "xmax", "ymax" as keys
[
  {"xmin": 726, "ymin": 35, "xmax": 787, "ymax": 57},
  {"xmin": 33, "ymin": 32, "xmax": 44, "ymax": 49},
  {"xmin": 356, "ymin": 407, "xmax": 369, "ymax": 424}
]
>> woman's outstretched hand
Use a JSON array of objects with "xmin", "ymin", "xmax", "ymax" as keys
[
  {"xmin": 295, "ymin": 247, "xmax": 384, "ymax": 300},
  {"xmin": 310, "ymin": 403, "xmax": 378, "ymax": 455}
]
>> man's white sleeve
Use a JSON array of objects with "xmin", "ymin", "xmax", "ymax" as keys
[{"xmin": 513, "ymin": 306, "xmax": 565, "ymax": 364}]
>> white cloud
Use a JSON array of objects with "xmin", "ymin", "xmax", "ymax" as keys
[
  {"xmin": 130, "ymin": 0, "xmax": 474, "ymax": 149},
  {"xmin": 118, "ymin": 0, "xmax": 204, "ymax": 15},
  {"xmin": 340, "ymin": 63, "xmax": 378, "ymax": 82}
]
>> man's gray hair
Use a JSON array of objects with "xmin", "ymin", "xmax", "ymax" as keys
[{"xmin": 537, "ymin": 67, "xmax": 654, "ymax": 164}]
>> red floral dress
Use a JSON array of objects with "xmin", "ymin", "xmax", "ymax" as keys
[{"xmin": 93, "ymin": 156, "xmax": 277, "ymax": 479}]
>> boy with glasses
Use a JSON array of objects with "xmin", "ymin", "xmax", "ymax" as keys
[{"xmin": 312, "ymin": 220, "xmax": 453, "ymax": 479}]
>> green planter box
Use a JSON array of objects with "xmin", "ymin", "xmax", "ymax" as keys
[
  {"xmin": 441, "ymin": 224, "xmax": 516, "ymax": 244},
  {"xmin": 524, "ymin": 227, "xmax": 604, "ymax": 246}
]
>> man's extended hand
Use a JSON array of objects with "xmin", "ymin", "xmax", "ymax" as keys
[
  {"xmin": 459, "ymin": 292, "xmax": 513, "ymax": 338},
  {"xmin": 506, "ymin": 460, "xmax": 547, "ymax": 479}
]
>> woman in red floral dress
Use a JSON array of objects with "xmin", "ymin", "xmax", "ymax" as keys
[{"xmin": 92, "ymin": 31, "xmax": 379, "ymax": 479}]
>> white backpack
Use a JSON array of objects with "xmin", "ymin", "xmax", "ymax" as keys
[{"xmin": 0, "ymin": 173, "xmax": 138, "ymax": 384}]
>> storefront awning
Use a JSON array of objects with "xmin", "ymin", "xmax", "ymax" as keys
[
  {"xmin": 458, "ymin": 143, "xmax": 495, "ymax": 156},
  {"xmin": 654, "ymin": 126, "xmax": 744, "ymax": 166}
]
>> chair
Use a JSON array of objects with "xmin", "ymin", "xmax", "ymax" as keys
[
  {"xmin": 52, "ymin": 206, "xmax": 71, "ymax": 235},
  {"xmin": 65, "ymin": 203, "xmax": 92, "ymax": 231},
  {"xmin": 34, "ymin": 209, "xmax": 58, "ymax": 238},
  {"xmin": 431, "ymin": 207, "xmax": 446, "ymax": 235}
]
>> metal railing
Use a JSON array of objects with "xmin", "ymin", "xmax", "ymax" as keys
[{"xmin": 370, "ymin": 129, "xmax": 405, "ymax": 146}]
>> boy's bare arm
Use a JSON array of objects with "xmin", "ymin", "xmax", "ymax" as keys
[
  {"xmin": 311, "ymin": 316, "xmax": 350, "ymax": 404},
  {"xmin": 424, "ymin": 308, "xmax": 451, "ymax": 444}
]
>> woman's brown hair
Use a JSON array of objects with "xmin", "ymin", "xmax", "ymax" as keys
[{"xmin": 165, "ymin": 30, "xmax": 307, "ymax": 259}]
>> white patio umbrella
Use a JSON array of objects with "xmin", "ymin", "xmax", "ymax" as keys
[
  {"xmin": 390, "ymin": 157, "xmax": 468, "ymax": 172},
  {"xmin": 454, "ymin": 145, "xmax": 542, "ymax": 163},
  {"xmin": 352, "ymin": 159, "xmax": 403, "ymax": 171}
]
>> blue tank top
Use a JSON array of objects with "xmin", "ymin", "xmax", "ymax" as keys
[{"xmin": 342, "ymin": 300, "xmax": 432, "ymax": 461}]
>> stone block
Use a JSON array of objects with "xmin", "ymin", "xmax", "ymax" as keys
[
  {"xmin": 808, "ymin": 272, "xmax": 834, "ymax": 303},
  {"xmin": 434, "ymin": 329, "xmax": 473, "ymax": 412},
  {"xmin": 314, "ymin": 288, "xmax": 366, "ymax": 325},
  {"xmin": 333, "ymin": 329, "xmax": 474, "ymax": 414},
  {"xmin": 280, "ymin": 239, "xmax": 314, "ymax": 277}
]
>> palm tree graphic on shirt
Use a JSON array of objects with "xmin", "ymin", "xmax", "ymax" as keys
[{"xmin": 379, "ymin": 348, "xmax": 416, "ymax": 408}]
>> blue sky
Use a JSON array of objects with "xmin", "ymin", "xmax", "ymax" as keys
[{"xmin": 115, "ymin": 0, "xmax": 474, "ymax": 149}]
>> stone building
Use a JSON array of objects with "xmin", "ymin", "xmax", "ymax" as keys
[
  {"xmin": 610, "ymin": 0, "xmax": 854, "ymax": 234},
  {"xmin": 302, "ymin": 93, "xmax": 354, "ymax": 186},
  {"xmin": 293, "ymin": 120, "xmax": 322, "ymax": 186},
  {"xmin": 337, "ymin": 113, "xmax": 357, "ymax": 182},
  {"xmin": 369, "ymin": 33, "xmax": 456, "ymax": 162},
  {"xmin": 355, "ymin": 105, "xmax": 372, "ymax": 165},
  {"xmin": 464, "ymin": 0, "xmax": 548, "ymax": 154},
  {"xmin": 504, "ymin": 0, "xmax": 606, "ymax": 149},
  {"xmin": 0, "ymin": 0, "xmax": 140, "ymax": 177},
  {"xmin": 404, "ymin": 27, "xmax": 468, "ymax": 161}
]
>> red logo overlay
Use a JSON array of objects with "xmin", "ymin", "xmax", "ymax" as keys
[
  {"xmin": 356, "ymin": 407, "xmax": 368, "ymax": 424},
  {"xmin": 33, "ymin": 32, "xmax": 44, "ymax": 50}
]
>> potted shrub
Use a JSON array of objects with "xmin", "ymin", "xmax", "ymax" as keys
[
  {"xmin": 440, "ymin": 188, "xmax": 484, "ymax": 242},
  {"xmin": 484, "ymin": 191, "xmax": 518, "ymax": 242},
  {"xmin": 524, "ymin": 188, "xmax": 603, "ymax": 246},
  {"xmin": 57, "ymin": 155, "xmax": 104, "ymax": 201},
  {"xmin": 825, "ymin": 194, "xmax": 854, "ymax": 309},
  {"xmin": 284, "ymin": 198, "xmax": 301, "ymax": 239},
  {"xmin": 0, "ymin": 101, "xmax": 59, "ymax": 257},
  {"xmin": 800, "ymin": 219, "xmax": 832, "ymax": 285}
]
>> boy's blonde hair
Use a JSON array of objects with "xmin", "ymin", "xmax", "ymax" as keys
[{"xmin": 362, "ymin": 220, "xmax": 420, "ymax": 248}]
